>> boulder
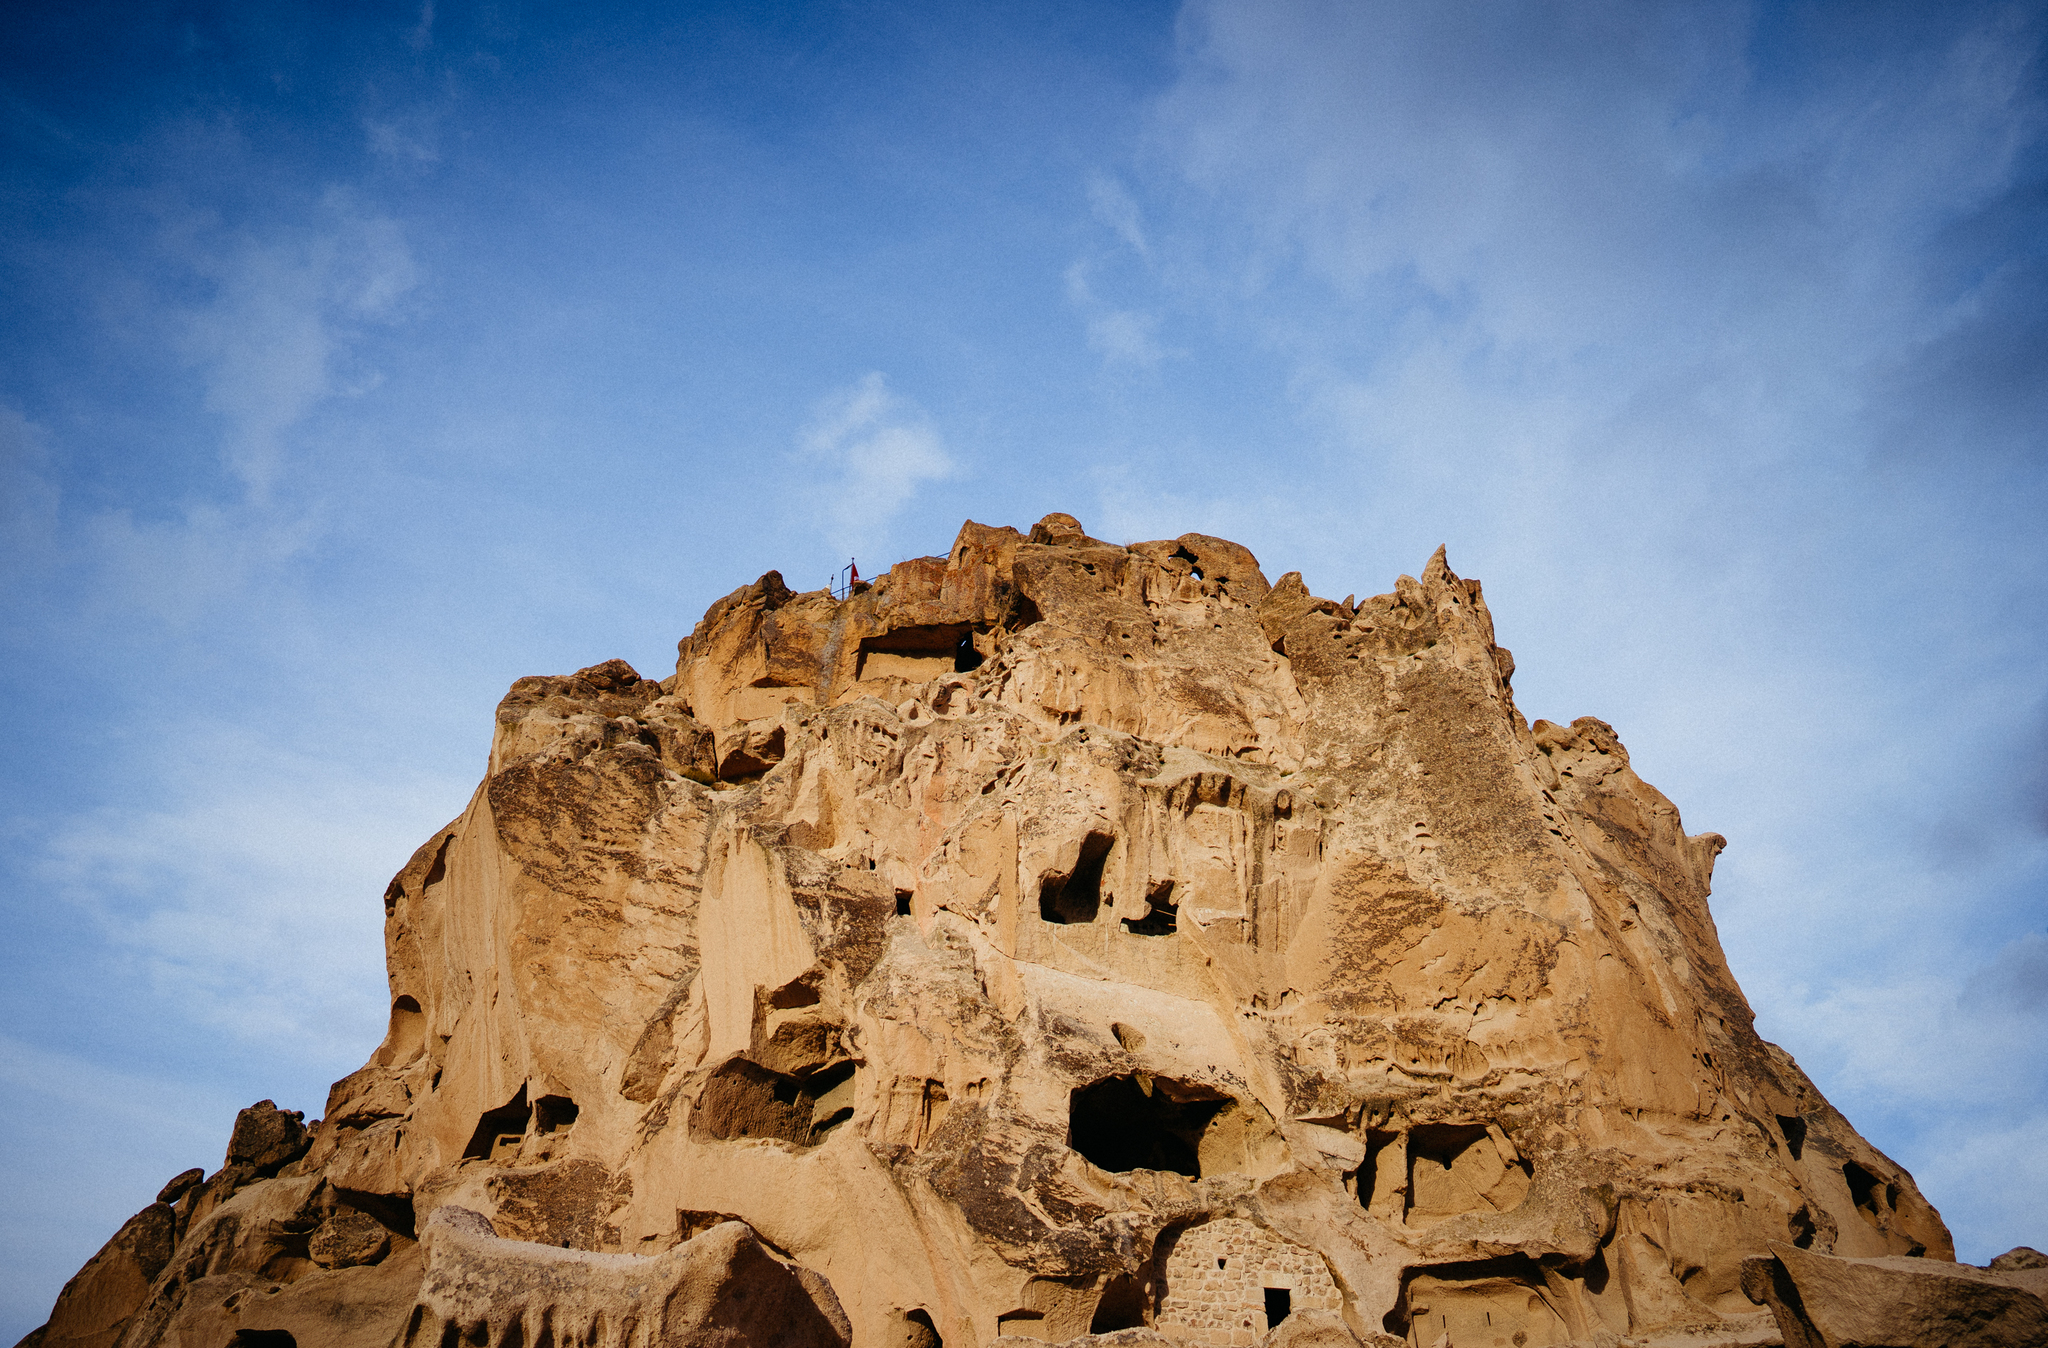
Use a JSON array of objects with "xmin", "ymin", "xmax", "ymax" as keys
[
  {"xmin": 307, "ymin": 1209, "xmax": 391, "ymax": 1269},
  {"xmin": 1751, "ymin": 1242, "xmax": 2048, "ymax": 1348},
  {"xmin": 223, "ymin": 1100, "xmax": 309, "ymax": 1173},
  {"xmin": 153, "ymin": 1170, "xmax": 203, "ymax": 1205},
  {"xmin": 410, "ymin": 1206, "xmax": 848, "ymax": 1348}
]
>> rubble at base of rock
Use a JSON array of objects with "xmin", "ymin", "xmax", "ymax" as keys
[{"xmin": 22, "ymin": 513, "xmax": 2043, "ymax": 1348}]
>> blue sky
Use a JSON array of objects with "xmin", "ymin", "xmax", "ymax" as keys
[{"xmin": 2, "ymin": 0, "xmax": 2043, "ymax": 1333}]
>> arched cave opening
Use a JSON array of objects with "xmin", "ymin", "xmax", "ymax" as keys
[
  {"xmin": 954, "ymin": 633, "xmax": 984, "ymax": 672},
  {"xmin": 462, "ymin": 1085, "xmax": 531, "ymax": 1161},
  {"xmin": 1040, "ymin": 833, "xmax": 1113, "ymax": 924},
  {"xmin": 377, "ymin": 995, "xmax": 426, "ymax": 1066},
  {"xmin": 1068, "ymin": 1074, "xmax": 1229, "ymax": 1178},
  {"xmin": 897, "ymin": 1308, "xmax": 941, "ymax": 1348}
]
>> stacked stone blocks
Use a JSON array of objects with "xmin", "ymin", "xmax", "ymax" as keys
[{"xmin": 1154, "ymin": 1217, "xmax": 1343, "ymax": 1347}]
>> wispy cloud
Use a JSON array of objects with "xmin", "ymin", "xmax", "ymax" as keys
[
  {"xmin": 408, "ymin": 0, "xmax": 437, "ymax": 53},
  {"xmin": 179, "ymin": 192, "xmax": 417, "ymax": 500},
  {"xmin": 34, "ymin": 725, "xmax": 459, "ymax": 1063},
  {"xmin": 796, "ymin": 373, "xmax": 954, "ymax": 562},
  {"xmin": 1134, "ymin": 0, "xmax": 2048, "ymax": 1258},
  {"xmin": 1065, "ymin": 262, "xmax": 1169, "ymax": 367},
  {"xmin": 1087, "ymin": 171, "xmax": 1150, "ymax": 257}
]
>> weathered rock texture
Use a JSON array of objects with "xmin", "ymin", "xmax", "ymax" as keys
[{"xmin": 28, "ymin": 514, "xmax": 2036, "ymax": 1348}]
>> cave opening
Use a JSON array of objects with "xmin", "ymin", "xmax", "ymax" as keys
[
  {"xmin": 692, "ymin": 1057, "xmax": 858, "ymax": 1148},
  {"xmin": 1263, "ymin": 1288, "xmax": 1291, "ymax": 1329},
  {"xmin": 1068, "ymin": 1074, "xmax": 1228, "ymax": 1178},
  {"xmin": 1089, "ymin": 1275, "xmax": 1147, "ymax": 1334},
  {"xmin": 534, "ymin": 1095, "xmax": 578, "ymax": 1135},
  {"xmin": 1776, "ymin": 1114, "xmax": 1806, "ymax": 1161},
  {"xmin": 1122, "ymin": 881, "xmax": 1178, "ymax": 936},
  {"xmin": 1354, "ymin": 1130, "xmax": 1397, "ymax": 1210},
  {"xmin": 462, "ymin": 1086, "xmax": 532, "ymax": 1161},
  {"xmin": 899, "ymin": 1309, "xmax": 941, "ymax": 1348},
  {"xmin": 1040, "ymin": 833, "xmax": 1113, "ymax": 924},
  {"xmin": 1844, "ymin": 1161, "xmax": 1887, "ymax": 1225}
]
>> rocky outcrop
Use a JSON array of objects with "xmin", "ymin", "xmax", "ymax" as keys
[
  {"xmin": 410, "ymin": 1206, "xmax": 850, "ymax": 1348},
  {"xmin": 26, "ymin": 513, "xmax": 2023, "ymax": 1348},
  {"xmin": 1744, "ymin": 1244, "xmax": 2048, "ymax": 1347}
]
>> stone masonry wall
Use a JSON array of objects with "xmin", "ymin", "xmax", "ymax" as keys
[{"xmin": 1154, "ymin": 1217, "xmax": 1342, "ymax": 1347}]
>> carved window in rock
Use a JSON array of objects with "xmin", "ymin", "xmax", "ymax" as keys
[
  {"xmin": 1404, "ymin": 1124, "xmax": 1531, "ymax": 1225},
  {"xmin": 1121, "ymin": 881, "xmax": 1178, "ymax": 935},
  {"xmin": 463, "ymin": 1086, "xmax": 532, "ymax": 1162},
  {"xmin": 534, "ymin": 1094, "xmax": 578, "ymax": 1134}
]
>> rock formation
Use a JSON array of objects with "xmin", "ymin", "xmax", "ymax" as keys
[{"xmin": 23, "ymin": 513, "xmax": 2042, "ymax": 1348}]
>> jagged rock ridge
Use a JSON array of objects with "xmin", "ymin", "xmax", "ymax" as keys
[{"xmin": 27, "ymin": 513, "xmax": 2042, "ymax": 1348}]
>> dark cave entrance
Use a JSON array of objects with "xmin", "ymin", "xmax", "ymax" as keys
[
  {"xmin": 1068, "ymin": 1074, "xmax": 1228, "ymax": 1178},
  {"xmin": 462, "ymin": 1086, "xmax": 531, "ymax": 1161},
  {"xmin": 1040, "ymin": 833, "xmax": 1113, "ymax": 924}
]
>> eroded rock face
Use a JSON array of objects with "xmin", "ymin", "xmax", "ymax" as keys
[{"xmin": 29, "ymin": 514, "xmax": 2004, "ymax": 1348}]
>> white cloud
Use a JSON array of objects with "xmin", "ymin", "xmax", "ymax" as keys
[
  {"xmin": 1087, "ymin": 171, "xmax": 1150, "ymax": 257},
  {"xmin": 408, "ymin": 0, "xmax": 436, "ymax": 53},
  {"xmin": 179, "ymin": 193, "xmax": 417, "ymax": 499},
  {"xmin": 1129, "ymin": 0, "xmax": 2048, "ymax": 1253},
  {"xmin": 1065, "ymin": 262, "xmax": 1169, "ymax": 367},
  {"xmin": 34, "ymin": 725, "xmax": 464, "ymax": 1064},
  {"xmin": 797, "ymin": 373, "xmax": 955, "ymax": 562}
]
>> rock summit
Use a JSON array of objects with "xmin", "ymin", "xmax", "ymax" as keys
[{"xmin": 27, "ymin": 514, "xmax": 2042, "ymax": 1348}]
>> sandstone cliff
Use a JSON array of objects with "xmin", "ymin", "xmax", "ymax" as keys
[{"xmin": 29, "ymin": 514, "xmax": 2033, "ymax": 1348}]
